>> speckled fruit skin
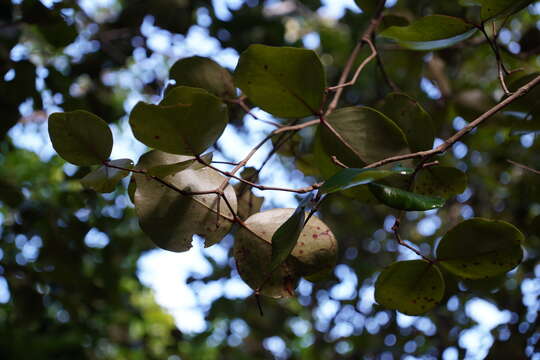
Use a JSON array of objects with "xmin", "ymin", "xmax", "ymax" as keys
[{"xmin": 234, "ymin": 208, "xmax": 338, "ymax": 298}]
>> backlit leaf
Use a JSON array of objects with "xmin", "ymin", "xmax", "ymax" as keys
[
  {"xmin": 168, "ymin": 56, "xmax": 236, "ymax": 99},
  {"xmin": 436, "ymin": 218, "xmax": 524, "ymax": 279},
  {"xmin": 459, "ymin": 0, "xmax": 534, "ymax": 21},
  {"xmin": 234, "ymin": 44, "xmax": 325, "ymax": 118},
  {"xmin": 320, "ymin": 106, "xmax": 408, "ymax": 164},
  {"xmin": 48, "ymin": 110, "xmax": 113, "ymax": 166},
  {"xmin": 414, "ymin": 166, "xmax": 468, "ymax": 198},
  {"xmin": 129, "ymin": 86, "xmax": 228, "ymax": 155},
  {"xmin": 375, "ymin": 260, "xmax": 445, "ymax": 315},
  {"xmin": 81, "ymin": 159, "xmax": 133, "ymax": 193},
  {"xmin": 379, "ymin": 93, "xmax": 435, "ymax": 152}
]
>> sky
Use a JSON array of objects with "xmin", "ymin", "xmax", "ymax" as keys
[{"xmin": 2, "ymin": 0, "xmax": 540, "ymax": 359}]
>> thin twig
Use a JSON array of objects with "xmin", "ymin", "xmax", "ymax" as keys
[
  {"xmin": 363, "ymin": 74, "xmax": 540, "ymax": 169},
  {"xmin": 507, "ymin": 159, "xmax": 540, "ymax": 175},
  {"xmin": 325, "ymin": 0, "xmax": 386, "ymax": 115}
]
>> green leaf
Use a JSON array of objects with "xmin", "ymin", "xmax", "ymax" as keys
[
  {"xmin": 234, "ymin": 208, "xmax": 337, "ymax": 298},
  {"xmin": 414, "ymin": 166, "xmax": 468, "ymax": 198},
  {"xmin": 146, "ymin": 153, "xmax": 212, "ymax": 178},
  {"xmin": 531, "ymin": 215, "xmax": 540, "ymax": 236},
  {"xmin": 270, "ymin": 203, "xmax": 307, "ymax": 272},
  {"xmin": 375, "ymin": 260, "xmax": 445, "ymax": 315},
  {"xmin": 48, "ymin": 110, "xmax": 113, "ymax": 166},
  {"xmin": 234, "ymin": 44, "xmax": 326, "ymax": 118},
  {"xmin": 81, "ymin": 159, "xmax": 133, "ymax": 193},
  {"xmin": 129, "ymin": 86, "xmax": 228, "ymax": 155},
  {"xmin": 133, "ymin": 150, "xmax": 237, "ymax": 252},
  {"xmin": 321, "ymin": 106, "xmax": 409, "ymax": 164},
  {"xmin": 380, "ymin": 15, "xmax": 477, "ymax": 51},
  {"xmin": 501, "ymin": 73, "xmax": 540, "ymax": 131},
  {"xmin": 379, "ymin": 93, "xmax": 435, "ymax": 152},
  {"xmin": 436, "ymin": 218, "xmax": 524, "ymax": 279},
  {"xmin": 319, "ymin": 167, "xmax": 413, "ymax": 194},
  {"xmin": 459, "ymin": 0, "xmax": 534, "ymax": 21},
  {"xmin": 368, "ymin": 183, "xmax": 446, "ymax": 211},
  {"xmin": 168, "ymin": 56, "xmax": 236, "ymax": 99}
]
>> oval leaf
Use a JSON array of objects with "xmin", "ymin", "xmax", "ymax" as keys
[
  {"xmin": 81, "ymin": 159, "xmax": 133, "ymax": 193},
  {"xmin": 414, "ymin": 166, "xmax": 468, "ymax": 198},
  {"xmin": 48, "ymin": 110, "xmax": 113, "ymax": 166},
  {"xmin": 368, "ymin": 183, "xmax": 445, "ymax": 211},
  {"xmin": 321, "ymin": 106, "xmax": 409, "ymax": 164},
  {"xmin": 380, "ymin": 15, "xmax": 477, "ymax": 51},
  {"xmin": 459, "ymin": 0, "xmax": 534, "ymax": 20},
  {"xmin": 320, "ymin": 167, "xmax": 413, "ymax": 194},
  {"xmin": 234, "ymin": 208, "xmax": 337, "ymax": 298},
  {"xmin": 375, "ymin": 260, "xmax": 445, "ymax": 315},
  {"xmin": 168, "ymin": 56, "xmax": 236, "ymax": 98},
  {"xmin": 379, "ymin": 93, "xmax": 435, "ymax": 152},
  {"xmin": 436, "ymin": 218, "xmax": 524, "ymax": 279},
  {"xmin": 234, "ymin": 44, "xmax": 325, "ymax": 118},
  {"xmin": 129, "ymin": 86, "xmax": 228, "ymax": 155},
  {"xmin": 133, "ymin": 150, "xmax": 237, "ymax": 252}
]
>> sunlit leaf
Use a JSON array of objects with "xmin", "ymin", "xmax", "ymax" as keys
[
  {"xmin": 380, "ymin": 15, "xmax": 477, "ymax": 51},
  {"xmin": 129, "ymin": 86, "xmax": 228, "ymax": 155},
  {"xmin": 319, "ymin": 167, "xmax": 413, "ymax": 194},
  {"xmin": 234, "ymin": 44, "xmax": 325, "ymax": 118},
  {"xmin": 81, "ymin": 159, "xmax": 133, "ymax": 193},
  {"xmin": 436, "ymin": 218, "xmax": 524, "ymax": 279},
  {"xmin": 375, "ymin": 260, "xmax": 445, "ymax": 315},
  {"xmin": 48, "ymin": 110, "xmax": 113, "ymax": 166}
]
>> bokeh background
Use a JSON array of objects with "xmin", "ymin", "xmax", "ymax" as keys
[{"xmin": 0, "ymin": 0, "xmax": 539, "ymax": 359}]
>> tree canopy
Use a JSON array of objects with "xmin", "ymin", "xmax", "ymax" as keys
[{"xmin": 1, "ymin": 0, "xmax": 540, "ymax": 359}]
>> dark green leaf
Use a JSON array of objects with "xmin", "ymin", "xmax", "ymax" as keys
[
  {"xmin": 321, "ymin": 106, "xmax": 408, "ymax": 164},
  {"xmin": 234, "ymin": 44, "xmax": 325, "ymax": 118},
  {"xmin": 379, "ymin": 93, "xmax": 435, "ymax": 152},
  {"xmin": 270, "ymin": 202, "xmax": 307, "ymax": 272},
  {"xmin": 129, "ymin": 86, "xmax": 228, "ymax": 155},
  {"xmin": 368, "ymin": 183, "xmax": 446, "ymax": 211},
  {"xmin": 380, "ymin": 15, "xmax": 477, "ymax": 51},
  {"xmin": 48, "ymin": 110, "xmax": 113, "ymax": 166},
  {"xmin": 81, "ymin": 159, "xmax": 133, "ymax": 193},
  {"xmin": 459, "ymin": 0, "xmax": 534, "ymax": 21},
  {"xmin": 319, "ymin": 167, "xmax": 413, "ymax": 194},
  {"xmin": 168, "ymin": 56, "xmax": 236, "ymax": 99},
  {"xmin": 354, "ymin": 0, "xmax": 379, "ymax": 16},
  {"xmin": 414, "ymin": 166, "xmax": 468, "ymax": 198},
  {"xmin": 436, "ymin": 218, "xmax": 524, "ymax": 279},
  {"xmin": 375, "ymin": 260, "xmax": 445, "ymax": 315}
]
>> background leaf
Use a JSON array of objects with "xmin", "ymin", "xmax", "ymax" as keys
[
  {"xmin": 319, "ymin": 167, "xmax": 413, "ymax": 194},
  {"xmin": 375, "ymin": 260, "xmax": 445, "ymax": 315},
  {"xmin": 379, "ymin": 93, "xmax": 435, "ymax": 152},
  {"xmin": 436, "ymin": 218, "xmax": 524, "ymax": 279},
  {"xmin": 380, "ymin": 15, "xmax": 477, "ymax": 51},
  {"xmin": 167, "ymin": 56, "xmax": 236, "ymax": 99}
]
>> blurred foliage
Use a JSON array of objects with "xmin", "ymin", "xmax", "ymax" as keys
[{"xmin": 0, "ymin": 0, "xmax": 539, "ymax": 359}]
